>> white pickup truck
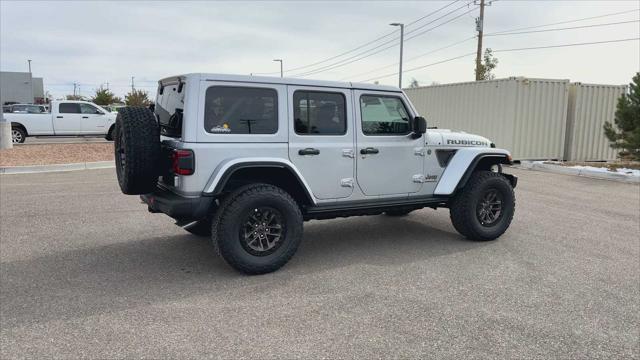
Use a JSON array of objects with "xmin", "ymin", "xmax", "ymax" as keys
[{"xmin": 5, "ymin": 100, "xmax": 117, "ymax": 143}]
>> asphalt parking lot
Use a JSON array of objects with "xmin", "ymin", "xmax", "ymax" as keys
[{"xmin": 1, "ymin": 168, "xmax": 638, "ymax": 358}]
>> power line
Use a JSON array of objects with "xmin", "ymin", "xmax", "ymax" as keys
[
  {"xmin": 488, "ymin": 8, "xmax": 639, "ymax": 35},
  {"xmin": 359, "ymin": 52, "xmax": 477, "ymax": 82},
  {"xmin": 253, "ymin": 0, "xmax": 466, "ymax": 75},
  {"xmin": 406, "ymin": 0, "xmax": 464, "ymax": 26},
  {"xmin": 492, "ymin": 37, "xmax": 639, "ymax": 52},
  {"xmin": 251, "ymin": 31, "xmax": 397, "ymax": 75},
  {"xmin": 486, "ymin": 19, "xmax": 639, "ymax": 36},
  {"xmin": 343, "ymin": 18, "xmax": 637, "ymax": 81},
  {"xmin": 340, "ymin": 36, "xmax": 476, "ymax": 81},
  {"xmin": 292, "ymin": 6, "xmax": 478, "ymax": 77},
  {"xmin": 404, "ymin": 6, "xmax": 478, "ymax": 42},
  {"xmin": 358, "ymin": 37, "xmax": 638, "ymax": 83},
  {"xmin": 404, "ymin": 1, "xmax": 474, "ymax": 36}
]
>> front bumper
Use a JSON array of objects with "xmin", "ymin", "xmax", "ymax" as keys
[{"xmin": 140, "ymin": 187, "xmax": 213, "ymax": 221}]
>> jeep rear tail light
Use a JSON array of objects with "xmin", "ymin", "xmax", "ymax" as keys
[{"xmin": 172, "ymin": 149, "xmax": 194, "ymax": 175}]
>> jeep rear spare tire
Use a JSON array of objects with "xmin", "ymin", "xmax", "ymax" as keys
[{"xmin": 114, "ymin": 107, "xmax": 161, "ymax": 195}]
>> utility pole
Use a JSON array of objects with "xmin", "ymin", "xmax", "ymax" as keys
[
  {"xmin": 273, "ymin": 59, "xmax": 283, "ymax": 78},
  {"xmin": 390, "ymin": 23, "xmax": 404, "ymax": 88},
  {"xmin": 27, "ymin": 59, "xmax": 33, "ymax": 103},
  {"xmin": 475, "ymin": 0, "xmax": 486, "ymax": 81},
  {"xmin": 131, "ymin": 76, "xmax": 135, "ymax": 92},
  {"xmin": 73, "ymin": 82, "xmax": 77, "ymax": 97},
  {"xmin": 106, "ymin": 82, "xmax": 110, "ymax": 90}
]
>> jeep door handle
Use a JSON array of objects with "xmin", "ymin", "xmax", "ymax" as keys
[
  {"xmin": 82, "ymin": 116, "xmax": 89, "ymax": 119},
  {"xmin": 56, "ymin": 116, "xmax": 63, "ymax": 118},
  {"xmin": 298, "ymin": 148, "xmax": 320, "ymax": 156},
  {"xmin": 360, "ymin": 147, "xmax": 379, "ymax": 155}
]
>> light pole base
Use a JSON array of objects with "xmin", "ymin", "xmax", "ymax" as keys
[{"xmin": 0, "ymin": 122, "xmax": 14, "ymax": 149}]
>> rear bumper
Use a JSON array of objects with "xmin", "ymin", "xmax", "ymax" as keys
[{"xmin": 140, "ymin": 187, "xmax": 213, "ymax": 221}]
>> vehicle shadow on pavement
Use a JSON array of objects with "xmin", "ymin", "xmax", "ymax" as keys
[
  {"xmin": 292, "ymin": 213, "xmax": 483, "ymax": 273},
  {"xmin": 0, "ymin": 213, "xmax": 486, "ymax": 329}
]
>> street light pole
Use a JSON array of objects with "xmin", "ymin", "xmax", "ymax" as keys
[
  {"xmin": 273, "ymin": 59, "xmax": 283, "ymax": 78},
  {"xmin": 27, "ymin": 59, "xmax": 33, "ymax": 103},
  {"xmin": 390, "ymin": 23, "xmax": 404, "ymax": 88}
]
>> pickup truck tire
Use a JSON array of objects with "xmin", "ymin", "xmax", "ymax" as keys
[
  {"xmin": 449, "ymin": 171, "xmax": 515, "ymax": 241},
  {"xmin": 215, "ymin": 183, "xmax": 303, "ymax": 275},
  {"xmin": 11, "ymin": 126, "xmax": 26, "ymax": 144},
  {"xmin": 105, "ymin": 125, "xmax": 115, "ymax": 141},
  {"xmin": 114, "ymin": 107, "xmax": 161, "ymax": 195}
]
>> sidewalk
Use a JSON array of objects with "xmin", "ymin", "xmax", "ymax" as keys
[{"xmin": 0, "ymin": 161, "xmax": 115, "ymax": 174}]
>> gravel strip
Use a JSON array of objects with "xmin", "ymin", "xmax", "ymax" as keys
[{"xmin": 0, "ymin": 143, "xmax": 114, "ymax": 167}]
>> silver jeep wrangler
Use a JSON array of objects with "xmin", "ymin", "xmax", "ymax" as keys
[{"xmin": 114, "ymin": 73, "xmax": 517, "ymax": 274}]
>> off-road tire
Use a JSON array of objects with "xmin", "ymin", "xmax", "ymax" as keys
[
  {"xmin": 215, "ymin": 183, "xmax": 303, "ymax": 275},
  {"xmin": 11, "ymin": 126, "xmax": 26, "ymax": 143},
  {"xmin": 114, "ymin": 107, "xmax": 160, "ymax": 195},
  {"xmin": 449, "ymin": 171, "xmax": 515, "ymax": 241},
  {"xmin": 105, "ymin": 125, "xmax": 115, "ymax": 141},
  {"xmin": 385, "ymin": 209, "xmax": 414, "ymax": 216},
  {"xmin": 184, "ymin": 219, "xmax": 212, "ymax": 237}
]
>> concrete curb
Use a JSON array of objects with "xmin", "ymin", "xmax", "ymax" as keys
[
  {"xmin": 0, "ymin": 161, "xmax": 115, "ymax": 174},
  {"xmin": 517, "ymin": 161, "xmax": 640, "ymax": 184}
]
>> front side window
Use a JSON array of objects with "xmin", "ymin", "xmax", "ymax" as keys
[
  {"xmin": 204, "ymin": 86, "xmax": 277, "ymax": 134},
  {"xmin": 59, "ymin": 103, "xmax": 81, "ymax": 114},
  {"xmin": 80, "ymin": 103, "xmax": 101, "ymax": 114},
  {"xmin": 293, "ymin": 91, "xmax": 346, "ymax": 135},
  {"xmin": 360, "ymin": 95, "xmax": 410, "ymax": 135}
]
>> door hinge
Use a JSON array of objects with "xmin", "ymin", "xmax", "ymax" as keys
[
  {"xmin": 412, "ymin": 174, "xmax": 426, "ymax": 183},
  {"xmin": 414, "ymin": 147, "xmax": 426, "ymax": 156},
  {"xmin": 340, "ymin": 178, "xmax": 354, "ymax": 188},
  {"xmin": 342, "ymin": 149, "xmax": 355, "ymax": 158}
]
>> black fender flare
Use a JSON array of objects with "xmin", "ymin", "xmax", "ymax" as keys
[
  {"xmin": 207, "ymin": 161, "xmax": 315, "ymax": 205},
  {"xmin": 456, "ymin": 154, "xmax": 516, "ymax": 190}
]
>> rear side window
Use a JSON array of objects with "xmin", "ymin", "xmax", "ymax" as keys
[
  {"xmin": 59, "ymin": 103, "xmax": 81, "ymax": 114},
  {"xmin": 204, "ymin": 86, "xmax": 278, "ymax": 134},
  {"xmin": 293, "ymin": 91, "xmax": 346, "ymax": 135}
]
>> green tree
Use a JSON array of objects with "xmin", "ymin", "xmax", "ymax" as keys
[
  {"xmin": 65, "ymin": 95, "xmax": 83, "ymax": 100},
  {"xmin": 475, "ymin": 48, "xmax": 498, "ymax": 81},
  {"xmin": 409, "ymin": 78, "xmax": 420, "ymax": 88},
  {"xmin": 91, "ymin": 87, "xmax": 121, "ymax": 105},
  {"xmin": 603, "ymin": 72, "xmax": 640, "ymax": 160},
  {"xmin": 124, "ymin": 89, "xmax": 151, "ymax": 107}
]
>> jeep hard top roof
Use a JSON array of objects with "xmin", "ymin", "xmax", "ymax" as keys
[{"xmin": 159, "ymin": 73, "xmax": 402, "ymax": 93}]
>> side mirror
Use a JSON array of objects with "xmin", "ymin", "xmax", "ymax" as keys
[{"xmin": 411, "ymin": 116, "xmax": 427, "ymax": 138}]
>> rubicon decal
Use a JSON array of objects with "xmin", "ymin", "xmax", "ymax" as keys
[{"xmin": 446, "ymin": 139, "xmax": 488, "ymax": 146}]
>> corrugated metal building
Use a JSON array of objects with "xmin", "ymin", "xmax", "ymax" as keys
[
  {"xmin": 404, "ymin": 77, "xmax": 625, "ymax": 161},
  {"xmin": 405, "ymin": 77, "xmax": 570, "ymax": 159},
  {"xmin": 0, "ymin": 71, "xmax": 45, "ymax": 105},
  {"xmin": 564, "ymin": 83, "xmax": 626, "ymax": 161}
]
